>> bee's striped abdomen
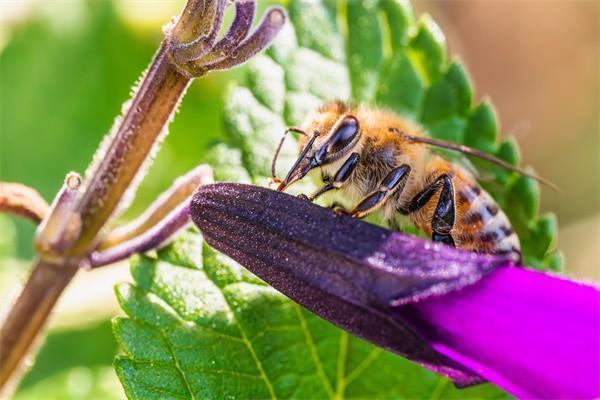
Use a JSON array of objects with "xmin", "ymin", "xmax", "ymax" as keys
[{"xmin": 455, "ymin": 183, "xmax": 521, "ymax": 261}]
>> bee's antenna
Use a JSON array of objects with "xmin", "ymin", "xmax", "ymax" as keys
[
  {"xmin": 271, "ymin": 127, "xmax": 308, "ymax": 181},
  {"xmin": 397, "ymin": 130, "xmax": 559, "ymax": 191}
]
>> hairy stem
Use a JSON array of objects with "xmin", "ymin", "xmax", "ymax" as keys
[
  {"xmin": 72, "ymin": 43, "xmax": 191, "ymax": 255},
  {"xmin": 0, "ymin": 260, "xmax": 78, "ymax": 392}
]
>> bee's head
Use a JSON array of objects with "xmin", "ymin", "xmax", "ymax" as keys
[{"xmin": 277, "ymin": 115, "xmax": 360, "ymax": 191}]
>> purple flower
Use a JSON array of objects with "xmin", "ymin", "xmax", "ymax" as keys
[
  {"xmin": 403, "ymin": 266, "xmax": 600, "ymax": 398},
  {"xmin": 190, "ymin": 182, "xmax": 600, "ymax": 399}
]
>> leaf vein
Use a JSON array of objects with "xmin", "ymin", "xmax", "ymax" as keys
[
  {"xmin": 127, "ymin": 358, "xmax": 263, "ymax": 380},
  {"xmin": 334, "ymin": 331, "xmax": 349, "ymax": 400},
  {"xmin": 218, "ymin": 295, "xmax": 277, "ymax": 399},
  {"xmin": 132, "ymin": 374, "xmax": 190, "ymax": 400},
  {"xmin": 160, "ymin": 330, "xmax": 197, "ymax": 400},
  {"xmin": 294, "ymin": 306, "xmax": 335, "ymax": 396},
  {"xmin": 344, "ymin": 348, "xmax": 383, "ymax": 386}
]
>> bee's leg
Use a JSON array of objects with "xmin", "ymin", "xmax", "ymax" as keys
[
  {"xmin": 401, "ymin": 174, "xmax": 456, "ymax": 247},
  {"xmin": 304, "ymin": 181, "xmax": 334, "ymax": 201},
  {"xmin": 329, "ymin": 201, "xmax": 350, "ymax": 216},
  {"xmin": 387, "ymin": 217, "xmax": 402, "ymax": 231},
  {"xmin": 350, "ymin": 164, "xmax": 411, "ymax": 219},
  {"xmin": 431, "ymin": 175, "xmax": 455, "ymax": 246},
  {"xmin": 301, "ymin": 153, "xmax": 360, "ymax": 202}
]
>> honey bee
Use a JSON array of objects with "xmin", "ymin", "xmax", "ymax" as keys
[{"xmin": 272, "ymin": 101, "xmax": 555, "ymax": 262}]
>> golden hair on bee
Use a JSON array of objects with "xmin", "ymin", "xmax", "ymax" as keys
[{"xmin": 272, "ymin": 101, "xmax": 554, "ymax": 262}]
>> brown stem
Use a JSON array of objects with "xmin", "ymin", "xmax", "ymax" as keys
[
  {"xmin": 72, "ymin": 43, "xmax": 191, "ymax": 255},
  {"xmin": 0, "ymin": 260, "xmax": 78, "ymax": 392},
  {"xmin": 0, "ymin": 183, "xmax": 49, "ymax": 224}
]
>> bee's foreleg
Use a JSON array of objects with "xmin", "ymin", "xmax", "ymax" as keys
[
  {"xmin": 303, "ymin": 153, "xmax": 360, "ymax": 202},
  {"xmin": 350, "ymin": 164, "xmax": 411, "ymax": 219},
  {"xmin": 401, "ymin": 174, "xmax": 456, "ymax": 247},
  {"xmin": 431, "ymin": 175, "xmax": 456, "ymax": 246}
]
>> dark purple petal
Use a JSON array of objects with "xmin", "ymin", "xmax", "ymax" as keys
[
  {"xmin": 190, "ymin": 183, "xmax": 600, "ymax": 398},
  {"xmin": 191, "ymin": 183, "xmax": 514, "ymax": 385},
  {"xmin": 402, "ymin": 266, "xmax": 600, "ymax": 399}
]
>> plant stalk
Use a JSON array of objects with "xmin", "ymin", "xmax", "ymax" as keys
[
  {"xmin": 72, "ymin": 43, "xmax": 191, "ymax": 254},
  {"xmin": 0, "ymin": 260, "xmax": 78, "ymax": 391},
  {"xmin": 0, "ymin": 39, "xmax": 189, "ymax": 394}
]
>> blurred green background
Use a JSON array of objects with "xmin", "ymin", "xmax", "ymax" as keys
[{"xmin": 0, "ymin": 0, "xmax": 597, "ymax": 398}]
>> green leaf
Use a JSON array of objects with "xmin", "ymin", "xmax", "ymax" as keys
[
  {"xmin": 247, "ymin": 55, "xmax": 286, "ymax": 114},
  {"xmin": 347, "ymin": 0, "xmax": 384, "ymax": 102},
  {"xmin": 115, "ymin": 236, "xmax": 507, "ymax": 399},
  {"xmin": 380, "ymin": 0, "xmax": 415, "ymax": 51},
  {"xmin": 204, "ymin": 143, "xmax": 252, "ymax": 184},
  {"xmin": 507, "ymin": 175, "xmax": 540, "ymax": 224},
  {"xmin": 285, "ymin": 49, "xmax": 350, "ymax": 101},
  {"xmin": 376, "ymin": 52, "xmax": 425, "ymax": 117},
  {"xmin": 407, "ymin": 15, "xmax": 447, "ymax": 83},
  {"xmin": 546, "ymin": 250, "xmax": 565, "ymax": 273},
  {"xmin": 117, "ymin": 0, "xmax": 561, "ymax": 396},
  {"xmin": 421, "ymin": 60, "xmax": 473, "ymax": 124},
  {"xmin": 223, "ymin": 85, "xmax": 287, "ymax": 178},
  {"xmin": 464, "ymin": 100, "xmax": 499, "ymax": 153},
  {"xmin": 528, "ymin": 213, "xmax": 559, "ymax": 262},
  {"xmin": 288, "ymin": 0, "xmax": 343, "ymax": 62},
  {"xmin": 428, "ymin": 116, "xmax": 467, "ymax": 143},
  {"xmin": 496, "ymin": 136, "xmax": 521, "ymax": 166},
  {"xmin": 445, "ymin": 60, "xmax": 473, "ymax": 115}
]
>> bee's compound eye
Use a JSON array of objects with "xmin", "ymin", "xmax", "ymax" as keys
[{"xmin": 330, "ymin": 116, "xmax": 359, "ymax": 152}]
